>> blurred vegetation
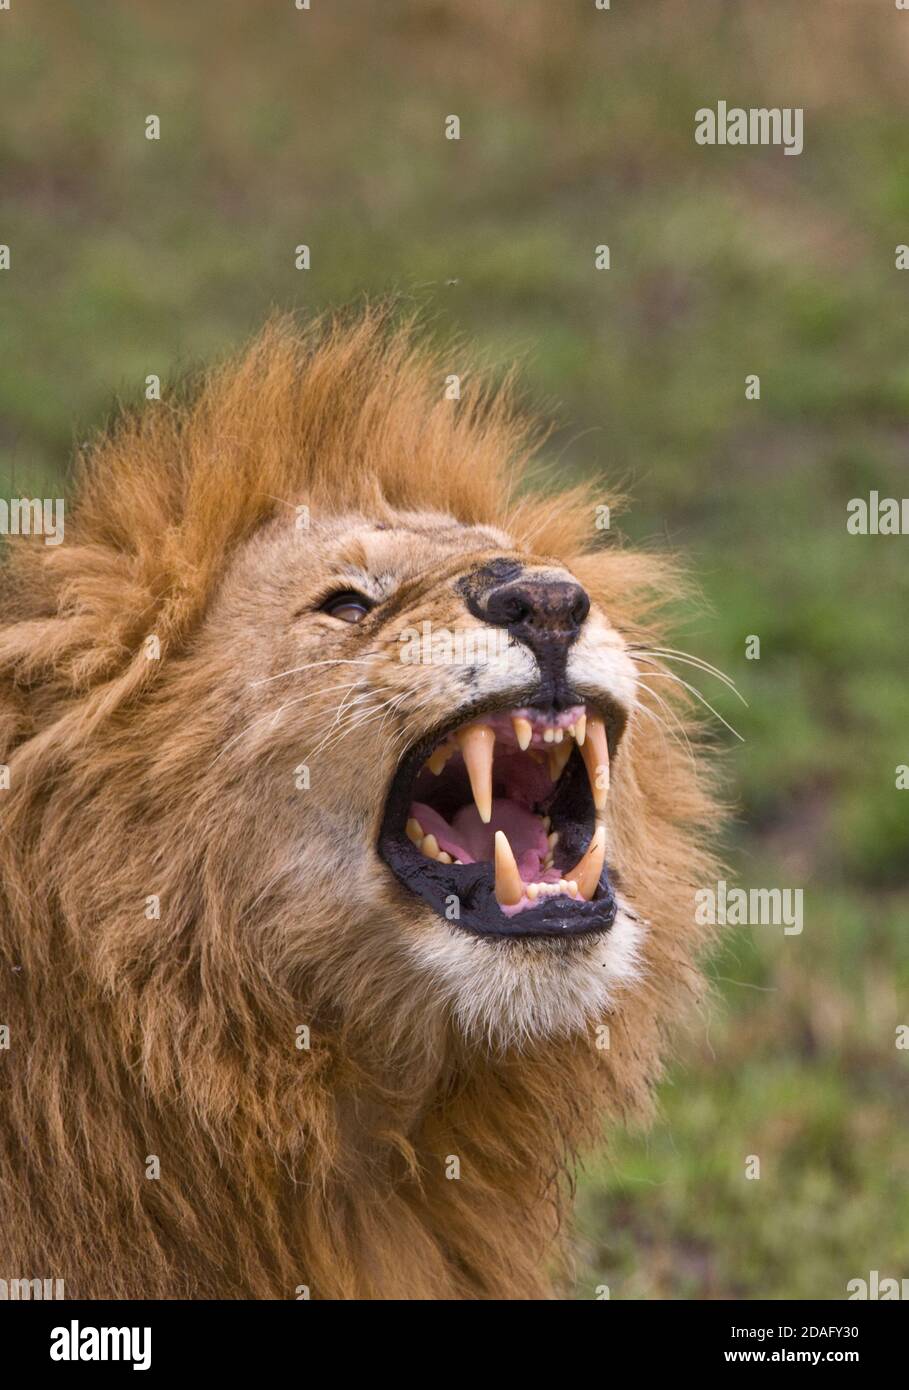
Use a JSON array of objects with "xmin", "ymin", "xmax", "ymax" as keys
[{"xmin": 1, "ymin": 0, "xmax": 906, "ymax": 1298}]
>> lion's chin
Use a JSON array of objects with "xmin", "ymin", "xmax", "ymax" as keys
[
  {"xmin": 407, "ymin": 896, "xmax": 646, "ymax": 1047},
  {"xmin": 378, "ymin": 695, "xmax": 625, "ymax": 941}
]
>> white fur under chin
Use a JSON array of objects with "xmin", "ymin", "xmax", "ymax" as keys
[{"xmin": 411, "ymin": 898, "xmax": 645, "ymax": 1049}]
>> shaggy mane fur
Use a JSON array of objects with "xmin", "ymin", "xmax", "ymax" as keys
[{"xmin": 0, "ymin": 310, "xmax": 721, "ymax": 1299}]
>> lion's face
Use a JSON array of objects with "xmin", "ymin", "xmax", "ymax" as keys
[{"xmin": 202, "ymin": 505, "xmax": 644, "ymax": 1045}]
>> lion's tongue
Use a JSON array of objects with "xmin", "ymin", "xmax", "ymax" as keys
[{"xmin": 410, "ymin": 799, "xmax": 550, "ymax": 881}]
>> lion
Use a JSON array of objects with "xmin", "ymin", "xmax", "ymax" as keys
[{"xmin": 0, "ymin": 310, "xmax": 720, "ymax": 1300}]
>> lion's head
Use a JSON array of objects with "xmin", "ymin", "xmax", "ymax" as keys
[
  {"xmin": 0, "ymin": 311, "xmax": 720, "ymax": 1298},
  {"xmin": 195, "ymin": 502, "xmax": 647, "ymax": 1047}
]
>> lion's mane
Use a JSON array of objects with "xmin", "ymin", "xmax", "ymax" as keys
[{"xmin": 0, "ymin": 311, "xmax": 720, "ymax": 1298}]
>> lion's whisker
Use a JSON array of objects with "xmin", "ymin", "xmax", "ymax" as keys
[
  {"xmin": 634, "ymin": 681, "xmax": 697, "ymax": 761},
  {"xmin": 301, "ymin": 691, "xmax": 409, "ymax": 762},
  {"xmin": 212, "ymin": 681, "xmax": 385, "ymax": 766},
  {"xmin": 636, "ymin": 666, "xmax": 745, "ymax": 743},
  {"xmin": 250, "ymin": 658, "xmax": 373, "ymax": 689},
  {"xmin": 632, "ymin": 646, "xmax": 746, "ymax": 704}
]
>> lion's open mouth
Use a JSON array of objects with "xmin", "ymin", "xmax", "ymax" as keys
[{"xmin": 378, "ymin": 702, "xmax": 621, "ymax": 939}]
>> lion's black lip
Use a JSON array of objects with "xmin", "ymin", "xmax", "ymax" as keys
[{"xmin": 377, "ymin": 688, "xmax": 623, "ymax": 940}]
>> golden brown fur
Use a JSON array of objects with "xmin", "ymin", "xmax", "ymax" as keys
[{"xmin": 0, "ymin": 310, "xmax": 720, "ymax": 1299}]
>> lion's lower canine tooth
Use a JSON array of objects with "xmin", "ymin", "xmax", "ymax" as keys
[
  {"xmin": 574, "ymin": 711, "xmax": 587, "ymax": 746},
  {"xmin": 568, "ymin": 826, "xmax": 606, "ymax": 900},
  {"xmin": 422, "ymin": 833, "xmax": 440, "ymax": 860},
  {"xmin": 580, "ymin": 715, "xmax": 609, "ymax": 810},
  {"xmin": 494, "ymin": 830, "xmax": 524, "ymax": 906},
  {"xmin": 456, "ymin": 723, "xmax": 495, "ymax": 823},
  {"xmin": 406, "ymin": 818, "xmax": 423, "ymax": 845},
  {"xmin": 512, "ymin": 716, "xmax": 533, "ymax": 751}
]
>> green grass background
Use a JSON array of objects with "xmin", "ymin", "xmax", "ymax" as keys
[{"xmin": 1, "ymin": 0, "xmax": 906, "ymax": 1298}]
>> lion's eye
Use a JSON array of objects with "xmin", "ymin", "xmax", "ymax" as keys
[{"xmin": 320, "ymin": 590, "xmax": 374, "ymax": 624}]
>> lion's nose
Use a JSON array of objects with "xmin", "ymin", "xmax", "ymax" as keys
[{"xmin": 483, "ymin": 575, "xmax": 590, "ymax": 658}]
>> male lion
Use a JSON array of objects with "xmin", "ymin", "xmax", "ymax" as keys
[{"xmin": 0, "ymin": 312, "xmax": 719, "ymax": 1299}]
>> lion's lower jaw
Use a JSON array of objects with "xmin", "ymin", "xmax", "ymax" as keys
[{"xmin": 409, "ymin": 898, "xmax": 646, "ymax": 1048}]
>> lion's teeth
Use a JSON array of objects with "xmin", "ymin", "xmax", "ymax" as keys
[
  {"xmin": 494, "ymin": 830, "xmax": 523, "ymax": 906},
  {"xmin": 567, "ymin": 825, "xmax": 606, "ymax": 900},
  {"xmin": 427, "ymin": 743, "xmax": 454, "ymax": 775},
  {"xmin": 406, "ymin": 818, "xmax": 424, "ymax": 846},
  {"xmin": 547, "ymin": 831, "xmax": 559, "ymax": 849},
  {"xmin": 580, "ymin": 714, "xmax": 609, "ymax": 810},
  {"xmin": 543, "ymin": 727, "xmax": 555, "ymax": 743},
  {"xmin": 512, "ymin": 716, "xmax": 533, "ymax": 751},
  {"xmin": 456, "ymin": 723, "xmax": 495, "ymax": 824},
  {"xmin": 422, "ymin": 833, "xmax": 440, "ymax": 860},
  {"xmin": 553, "ymin": 728, "xmax": 564, "ymax": 744},
  {"xmin": 520, "ymin": 875, "xmax": 580, "ymax": 902},
  {"xmin": 436, "ymin": 850, "xmax": 453, "ymax": 864},
  {"xmin": 574, "ymin": 711, "xmax": 587, "ymax": 746}
]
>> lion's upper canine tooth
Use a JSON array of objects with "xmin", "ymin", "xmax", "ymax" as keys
[
  {"xmin": 427, "ymin": 743, "xmax": 454, "ymax": 775},
  {"xmin": 494, "ymin": 830, "xmax": 524, "ymax": 906},
  {"xmin": 406, "ymin": 818, "xmax": 423, "ymax": 846},
  {"xmin": 456, "ymin": 723, "xmax": 495, "ymax": 824},
  {"xmin": 568, "ymin": 825, "xmax": 606, "ymax": 900},
  {"xmin": 512, "ymin": 715, "xmax": 533, "ymax": 751},
  {"xmin": 580, "ymin": 714, "xmax": 609, "ymax": 810}
]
